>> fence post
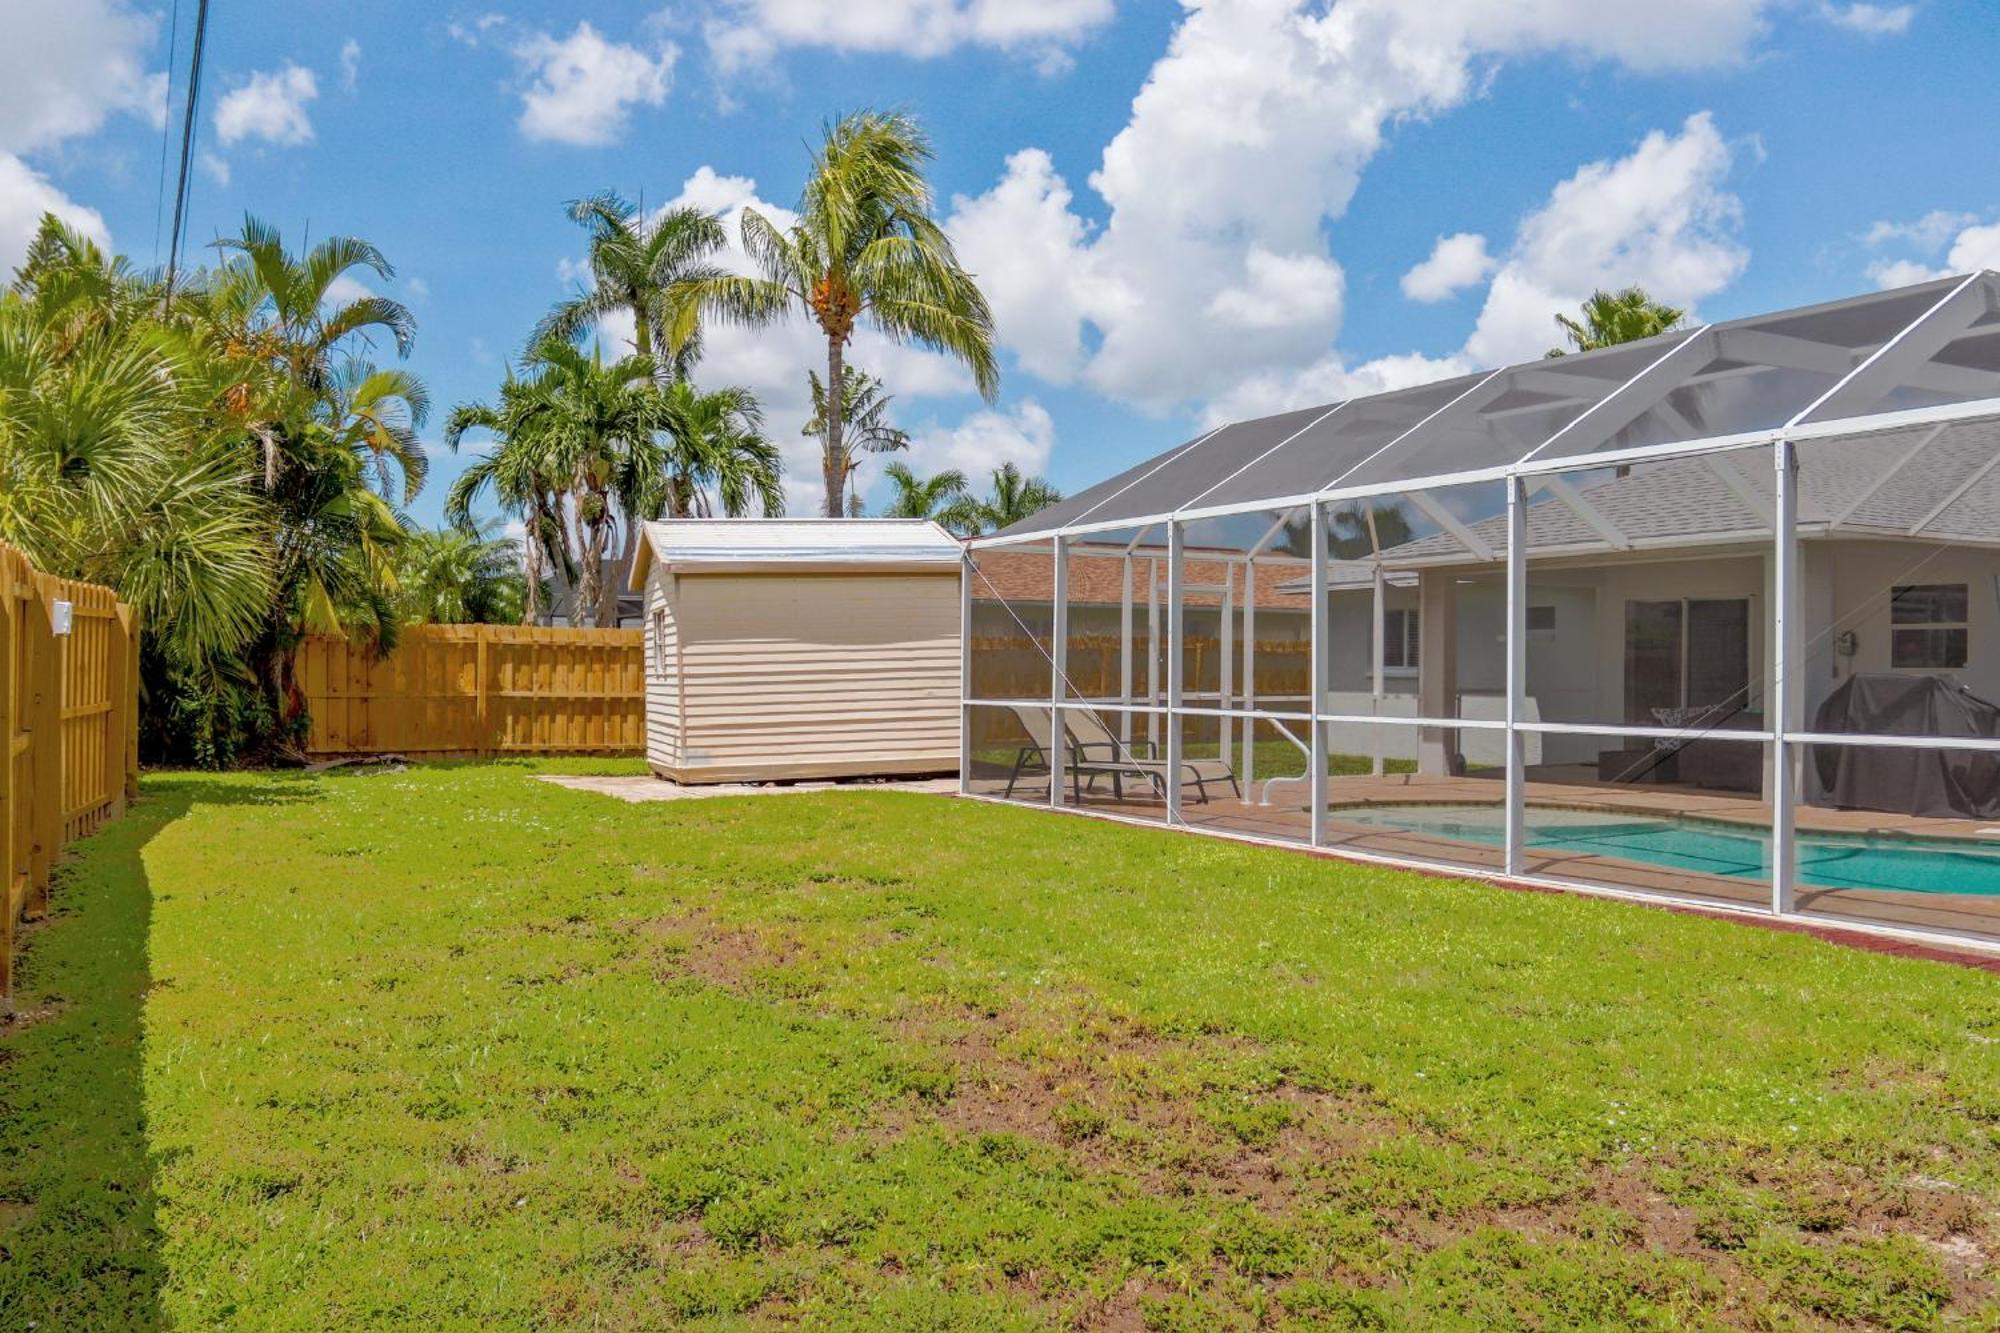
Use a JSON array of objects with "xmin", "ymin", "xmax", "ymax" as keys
[
  {"xmin": 105, "ymin": 601, "xmax": 131, "ymax": 820},
  {"xmin": 0, "ymin": 558, "xmax": 14, "ymax": 1003},
  {"xmin": 123, "ymin": 608, "xmax": 140, "ymax": 802},
  {"xmin": 26, "ymin": 575, "xmax": 60, "ymax": 918},
  {"xmin": 475, "ymin": 633, "xmax": 491, "ymax": 760}
]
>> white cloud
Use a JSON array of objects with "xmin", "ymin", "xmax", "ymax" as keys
[
  {"xmin": 447, "ymin": 13, "xmax": 507, "ymax": 47},
  {"xmin": 1202, "ymin": 350, "xmax": 1472, "ymax": 428},
  {"xmin": 705, "ymin": 0, "xmax": 1113, "ymax": 71},
  {"xmin": 1464, "ymin": 112, "xmax": 1747, "ymax": 366},
  {"xmin": 214, "ymin": 64, "xmax": 319, "ymax": 147},
  {"xmin": 513, "ymin": 23, "xmax": 675, "ymax": 147},
  {"xmin": 1820, "ymin": 3, "xmax": 1914, "ymax": 36},
  {"xmin": 1863, "ymin": 209, "xmax": 1977, "ymax": 251},
  {"xmin": 905, "ymin": 400, "xmax": 1057, "ymax": 484},
  {"xmin": 1865, "ymin": 257, "xmax": 1944, "ymax": 288},
  {"xmin": 563, "ymin": 166, "xmax": 979, "ymax": 512},
  {"xmin": 1862, "ymin": 213, "xmax": 2000, "ymax": 288},
  {"xmin": 339, "ymin": 39, "xmax": 362, "ymax": 93},
  {"xmin": 1207, "ymin": 248, "xmax": 1345, "ymax": 331},
  {"xmin": 947, "ymin": 0, "xmax": 1778, "ymax": 414},
  {"xmin": 0, "ymin": 0, "xmax": 161, "ymax": 155},
  {"xmin": 1401, "ymin": 232, "xmax": 1495, "ymax": 302},
  {"xmin": 0, "ymin": 154, "xmax": 111, "ymax": 278},
  {"xmin": 405, "ymin": 276, "xmax": 430, "ymax": 301},
  {"xmin": 197, "ymin": 149, "xmax": 230, "ymax": 187}
]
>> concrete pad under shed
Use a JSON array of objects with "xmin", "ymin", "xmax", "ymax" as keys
[{"xmin": 537, "ymin": 774, "xmax": 960, "ymax": 804}]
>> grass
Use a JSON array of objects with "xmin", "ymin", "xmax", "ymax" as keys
[{"xmin": 2, "ymin": 759, "xmax": 1996, "ymax": 1328}]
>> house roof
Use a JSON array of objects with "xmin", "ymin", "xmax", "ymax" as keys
[
  {"xmin": 983, "ymin": 272, "xmax": 2000, "ymax": 542},
  {"xmin": 1319, "ymin": 413, "xmax": 2000, "ymax": 573},
  {"xmin": 973, "ymin": 543, "xmax": 1313, "ymax": 612},
  {"xmin": 629, "ymin": 518, "xmax": 962, "ymax": 586}
]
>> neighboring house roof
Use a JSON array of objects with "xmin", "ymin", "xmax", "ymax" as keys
[
  {"xmin": 628, "ymin": 518, "xmax": 962, "ymax": 585},
  {"xmin": 548, "ymin": 556, "xmax": 644, "ymax": 624},
  {"xmin": 973, "ymin": 543, "xmax": 1313, "ymax": 612}
]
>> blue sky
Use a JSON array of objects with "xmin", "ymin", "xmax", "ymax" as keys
[{"xmin": 12, "ymin": 1, "xmax": 2000, "ymax": 527}]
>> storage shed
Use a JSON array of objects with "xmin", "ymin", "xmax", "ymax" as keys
[{"xmin": 628, "ymin": 519, "xmax": 964, "ymax": 783}]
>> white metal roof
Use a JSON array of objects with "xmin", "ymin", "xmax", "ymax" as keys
[{"xmin": 630, "ymin": 518, "xmax": 962, "ymax": 585}]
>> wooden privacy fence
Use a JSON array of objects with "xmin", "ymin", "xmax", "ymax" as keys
[
  {"xmin": 2, "ymin": 542, "xmax": 139, "ymax": 999},
  {"xmin": 967, "ymin": 633, "xmax": 1311, "ymax": 745},
  {"xmin": 296, "ymin": 624, "xmax": 645, "ymax": 760}
]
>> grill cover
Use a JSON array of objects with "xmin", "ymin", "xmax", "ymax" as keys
[{"xmin": 1809, "ymin": 673, "xmax": 2000, "ymax": 818}]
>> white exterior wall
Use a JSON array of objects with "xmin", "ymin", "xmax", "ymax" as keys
[
  {"xmin": 1809, "ymin": 539, "xmax": 2000, "ymax": 721},
  {"xmin": 669, "ymin": 570, "xmax": 961, "ymax": 783},
  {"xmin": 643, "ymin": 562, "xmax": 683, "ymax": 774}
]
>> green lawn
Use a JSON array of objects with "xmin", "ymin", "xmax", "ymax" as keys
[{"xmin": 3, "ymin": 762, "xmax": 1997, "ymax": 1329}]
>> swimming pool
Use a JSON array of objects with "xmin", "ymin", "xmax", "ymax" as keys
[{"xmin": 1328, "ymin": 803, "xmax": 2000, "ymax": 896}]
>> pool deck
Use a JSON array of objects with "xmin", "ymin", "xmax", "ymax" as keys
[{"xmin": 989, "ymin": 767, "xmax": 2000, "ymax": 946}]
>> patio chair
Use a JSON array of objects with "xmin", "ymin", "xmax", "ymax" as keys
[{"xmin": 1062, "ymin": 707, "xmax": 1242, "ymax": 805}]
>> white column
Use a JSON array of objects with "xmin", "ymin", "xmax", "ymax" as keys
[
  {"xmin": 1166, "ymin": 522, "xmax": 1186, "ymax": 823},
  {"xmin": 1417, "ymin": 571, "xmax": 1459, "ymax": 775},
  {"xmin": 958, "ymin": 550, "xmax": 973, "ymax": 796},
  {"xmin": 1370, "ymin": 564, "xmax": 1386, "ymax": 777},
  {"xmin": 1310, "ymin": 503, "xmax": 1329, "ymax": 846},
  {"xmin": 1051, "ymin": 537, "xmax": 1068, "ymax": 809},
  {"xmin": 1504, "ymin": 475, "xmax": 1527, "ymax": 876},
  {"xmin": 1219, "ymin": 562, "xmax": 1235, "ymax": 787},
  {"xmin": 1146, "ymin": 558, "xmax": 1160, "ymax": 750},
  {"xmin": 1119, "ymin": 552, "xmax": 1134, "ymax": 744},
  {"xmin": 1241, "ymin": 555, "xmax": 1258, "ymax": 801},
  {"xmin": 1771, "ymin": 440, "xmax": 1800, "ymax": 914}
]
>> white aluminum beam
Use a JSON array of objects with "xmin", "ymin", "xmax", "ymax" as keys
[
  {"xmin": 1531, "ymin": 474, "xmax": 1633, "ymax": 550},
  {"xmin": 1408, "ymin": 489, "xmax": 1497, "ymax": 561},
  {"xmin": 1503, "ymin": 475, "xmax": 1527, "ymax": 876}
]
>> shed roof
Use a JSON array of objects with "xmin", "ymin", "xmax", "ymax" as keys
[{"xmin": 629, "ymin": 519, "xmax": 962, "ymax": 586}]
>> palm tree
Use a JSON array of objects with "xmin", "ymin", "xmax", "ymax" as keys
[
  {"xmin": 396, "ymin": 524, "xmax": 524, "ymax": 625},
  {"xmin": 325, "ymin": 359, "xmax": 430, "ymax": 504},
  {"xmin": 960, "ymin": 462, "xmax": 1061, "ymax": 535},
  {"xmin": 536, "ymin": 194, "xmax": 728, "ymax": 378},
  {"xmin": 445, "ymin": 371, "xmax": 571, "ymax": 627},
  {"xmin": 878, "ymin": 461, "xmax": 974, "ymax": 529},
  {"xmin": 804, "ymin": 366, "xmax": 909, "ymax": 515},
  {"xmin": 1547, "ymin": 287, "xmax": 1686, "ymax": 357},
  {"xmin": 660, "ymin": 381, "xmax": 783, "ymax": 519},
  {"xmin": 689, "ymin": 109, "xmax": 999, "ymax": 516},
  {"xmin": 207, "ymin": 215, "xmax": 417, "ymax": 486},
  {"xmin": 506, "ymin": 338, "xmax": 670, "ymax": 628}
]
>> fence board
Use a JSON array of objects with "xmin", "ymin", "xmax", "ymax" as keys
[
  {"xmin": 298, "ymin": 624, "xmax": 645, "ymax": 760},
  {"xmin": 0, "ymin": 542, "xmax": 139, "ymax": 1001}
]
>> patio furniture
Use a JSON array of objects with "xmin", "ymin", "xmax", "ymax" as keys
[{"xmin": 1000, "ymin": 706, "xmax": 1241, "ymax": 804}]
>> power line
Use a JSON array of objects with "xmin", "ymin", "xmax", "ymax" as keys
[
  {"xmin": 163, "ymin": 0, "xmax": 212, "ymax": 304},
  {"xmin": 151, "ymin": 0, "xmax": 183, "ymax": 265}
]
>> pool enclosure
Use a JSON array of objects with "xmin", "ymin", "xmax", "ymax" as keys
[{"xmin": 963, "ymin": 273, "xmax": 2000, "ymax": 951}]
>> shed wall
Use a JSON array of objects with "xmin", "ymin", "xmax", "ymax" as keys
[
  {"xmin": 643, "ymin": 563, "xmax": 683, "ymax": 774},
  {"xmin": 671, "ymin": 570, "xmax": 960, "ymax": 782}
]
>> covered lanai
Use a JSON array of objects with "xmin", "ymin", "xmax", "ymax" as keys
[{"xmin": 963, "ymin": 273, "xmax": 2000, "ymax": 951}]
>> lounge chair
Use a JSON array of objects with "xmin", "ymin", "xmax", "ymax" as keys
[{"xmin": 999, "ymin": 705, "xmax": 1241, "ymax": 805}]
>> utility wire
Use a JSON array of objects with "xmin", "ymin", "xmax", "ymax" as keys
[
  {"xmin": 163, "ymin": 0, "xmax": 212, "ymax": 305},
  {"xmin": 151, "ymin": 0, "xmax": 183, "ymax": 265}
]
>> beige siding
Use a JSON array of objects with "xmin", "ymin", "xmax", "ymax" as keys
[
  {"xmin": 643, "ymin": 565, "xmax": 683, "ymax": 773},
  {"xmin": 672, "ymin": 571, "xmax": 960, "ymax": 781}
]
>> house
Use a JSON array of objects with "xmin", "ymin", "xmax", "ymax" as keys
[{"xmin": 629, "ymin": 518, "xmax": 962, "ymax": 784}]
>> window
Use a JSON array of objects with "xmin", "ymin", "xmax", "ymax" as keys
[
  {"xmin": 1383, "ymin": 607, "xmax": 1420, "ymax": 671},
  {"xmin": 1526, "ymin": 605, "xmax": 1557, "ymax": 633},
  {"xmin": 650, "ymin": 605, "xmax": 673, "ymax": 681},
  {"xmin": 1891, "ymin": 583, "xmax": 1968, "ymax": 669}
]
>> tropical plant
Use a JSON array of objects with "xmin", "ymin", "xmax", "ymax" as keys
[
  {"xmin": 688, "ymin": 109, "xmax": 999, "ymax": 516},
  {"xmin": 395, "ymin": 524, "xmax": 525, "ymax": 625},
  {"xmin": 0, "ymin": 211, "xmax": 426, "ymax": 764},
  {"xmin": 536, "ymin": 194, "xmax": 728, "ymax": 378},
  {"xmin": 804, "ymin": 366, "xmax": 909, "ymax": 514},
  {"xmin": 660, "ymin": 381, "xmax": 783, "ymax": 520},
  {"xmin": 956, "ymin": 462, "xmax": 1061, "ymax": 535},
  {"xmin": 877, "ymin": 461, "xmax": 977, "ymax": 530},
  {"xmin": 1547, "ymin": 287, "xmax": 1686, "ymax": 357}
]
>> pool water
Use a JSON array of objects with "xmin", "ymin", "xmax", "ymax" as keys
[{"xmin": 1330, "ymin": 804, "xmax": 2000, "ymax": 896}]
